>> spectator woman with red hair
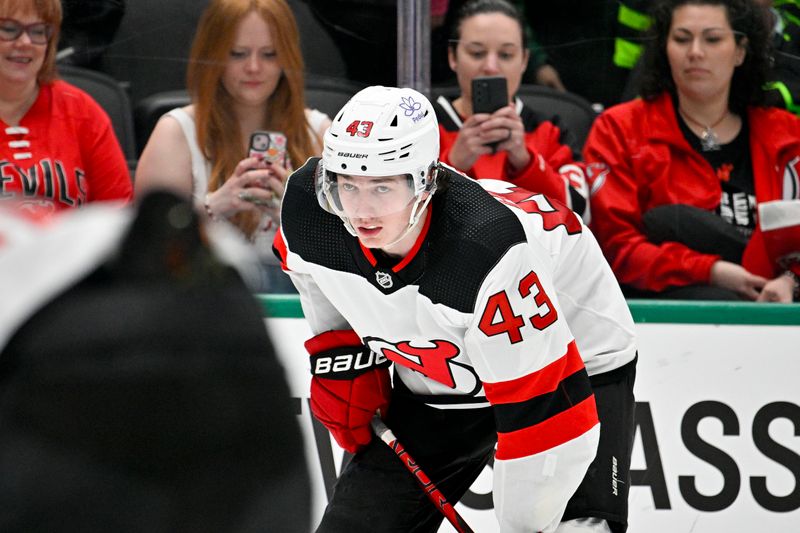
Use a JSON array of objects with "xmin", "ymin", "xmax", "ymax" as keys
[{"xmin": 135, "ymin": 0, "xmax": 330, "ymax": 292}]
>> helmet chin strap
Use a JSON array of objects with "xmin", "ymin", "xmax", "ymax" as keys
[
  {"xmin": 380, "ymin": 191, "xmax": 434, "ymax": 251},
  {"xmin": 381, "ymin": 165, "xmax": 439, "ymax": 250}
]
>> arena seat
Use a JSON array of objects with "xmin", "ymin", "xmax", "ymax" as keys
[
  {"xmin": 134, "ymin": 90, "xmax": 191, "ymax": 156},
  {"xmin": 515, "ymin": 85, "xmax": 598, "ymax": 153},
  {"xmin": 58, "ymin": 64, "xmax": 137, "ymax": 168}
]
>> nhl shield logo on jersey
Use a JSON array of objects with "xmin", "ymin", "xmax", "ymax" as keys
[{"xmin": 375, "ymin": 270, "xmax": 393, "ymax": 289}]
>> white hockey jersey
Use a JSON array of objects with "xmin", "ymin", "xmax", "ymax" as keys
[{"xmin": 275, "ymin": 159, "xmax": 636, "ymax": 532}]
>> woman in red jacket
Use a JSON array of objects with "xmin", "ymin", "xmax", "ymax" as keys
[
  {"xmin": 435, "ymin": 0, "xmax": 591, "ymax": 218},
  {"xmin": 584, "ymin": 0, "xmax": 800, "ymax": 302}
]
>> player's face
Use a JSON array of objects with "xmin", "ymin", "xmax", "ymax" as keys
[
  {"xmin": 336, "ymin": 174, "xmax": 423, "ymax": 253},
  {"xmin": 222, "ymin": 10, "xmax": 283, "ymax": 111},
  {"xmin": 0, "ymin": 9, "xmax": 49, "ymax": 89},
  {"xmin": 448, "ymin": 12, "xmax": 529, "ymax": 112},
  {"xmin": 666, "ymin": 4, "xmax": 746, "ymax": 105}
]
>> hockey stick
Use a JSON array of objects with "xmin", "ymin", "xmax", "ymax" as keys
[{"xmin": 370, "ymin": 417, "xmax": 475, "ymax": 533}]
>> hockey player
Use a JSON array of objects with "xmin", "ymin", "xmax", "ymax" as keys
[{"xmin": 274, "ymin": 86, "xmax": 637, "ymax": 533}]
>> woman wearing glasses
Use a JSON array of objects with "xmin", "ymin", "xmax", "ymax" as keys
[
  {"xmin": 584, "ymin": 0, "xmax": 800, "ymax": 302},
  {"xmin": 0, "ymin": 0, "xmax": 131, "ymax": 215}
]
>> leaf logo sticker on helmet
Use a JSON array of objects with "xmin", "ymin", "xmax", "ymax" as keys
[{"xmin": 400, "ymin": 96, "xmax": 422, "ymax": 117}]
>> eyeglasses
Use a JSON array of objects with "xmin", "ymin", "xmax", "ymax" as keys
[{"xmin": 0, "ymin": 18, "xmax": 54, "ymax": 45}]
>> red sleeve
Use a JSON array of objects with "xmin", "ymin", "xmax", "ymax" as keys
[
  {"xmin": 483, "ymin": 341, "xmax": 597, "ymax": 460},
  {"xmin": 583, "ymin": 109, "xmax": 718, "ymax": 291},
  {"xmin": 78, "ymin": 93, "xmax": 132, "ymax": 204},
  {"xmin": 503, "ymin": 121, "xmax": 584, "ymax": 206}
]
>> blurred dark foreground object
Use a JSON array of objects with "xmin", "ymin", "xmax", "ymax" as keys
[{"xmin": 0, "ymin": 191, "xmax": 310, "ymax": 533}]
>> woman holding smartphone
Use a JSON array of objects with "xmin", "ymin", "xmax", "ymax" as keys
[
  {"xmin": 135, "ymin": 0, "xmax": 330, "ymax": 292},
  {"xmin": 436, "ymin": 0, "xmax": 590, "ymax": 218}
]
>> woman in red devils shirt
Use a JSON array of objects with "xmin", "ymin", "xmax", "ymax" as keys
[
  {"xmin": 0, "ymin": 0, "xmax": 131, "ymax": 216},
  {"xmin": 583, "ymin": 0, "xmax": 800, "ymax": 302},
  {"xmin": 435, "ymin": 0, "xmax": 591, "ymax": 220}
]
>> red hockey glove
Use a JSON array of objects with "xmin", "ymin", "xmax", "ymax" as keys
[{"xmin": 305, "ymin": 330, "xmax": 392, "ymax": 454}]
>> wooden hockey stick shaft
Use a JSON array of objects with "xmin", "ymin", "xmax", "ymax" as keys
[{"xmin": 370, "ymin": 417, "xmax": 475, "ymax": 533}]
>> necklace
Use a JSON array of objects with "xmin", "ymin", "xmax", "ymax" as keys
[{"xmin": 678, "ymin": 107, "xmax": 729, "ymax": 152}]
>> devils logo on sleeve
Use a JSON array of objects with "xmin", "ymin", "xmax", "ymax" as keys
[
  {"xmin": 364, "ymin": 337, "xmax": 461, "ymax": 388},
  {"xmin": 490, "ymin": 186, "xmax": 583, "ymax": 234}
]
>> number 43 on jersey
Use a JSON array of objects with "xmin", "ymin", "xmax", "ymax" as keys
[{"xmin": 478, "ymin": 270, "xmax": 558, "ymax": 344}]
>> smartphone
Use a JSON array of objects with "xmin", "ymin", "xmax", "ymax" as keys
[
  {"xmin": 249, "ymin": 130, "xmax": 288, "ymax": 168},
  {"xmin": 471, "ymin": 76, "xmax": 508, "ymax": 114}
]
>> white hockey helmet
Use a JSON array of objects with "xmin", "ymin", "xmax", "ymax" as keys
[{"xmin": 317, "ymin": 86, "xmax": 441, "ymax": 237}]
